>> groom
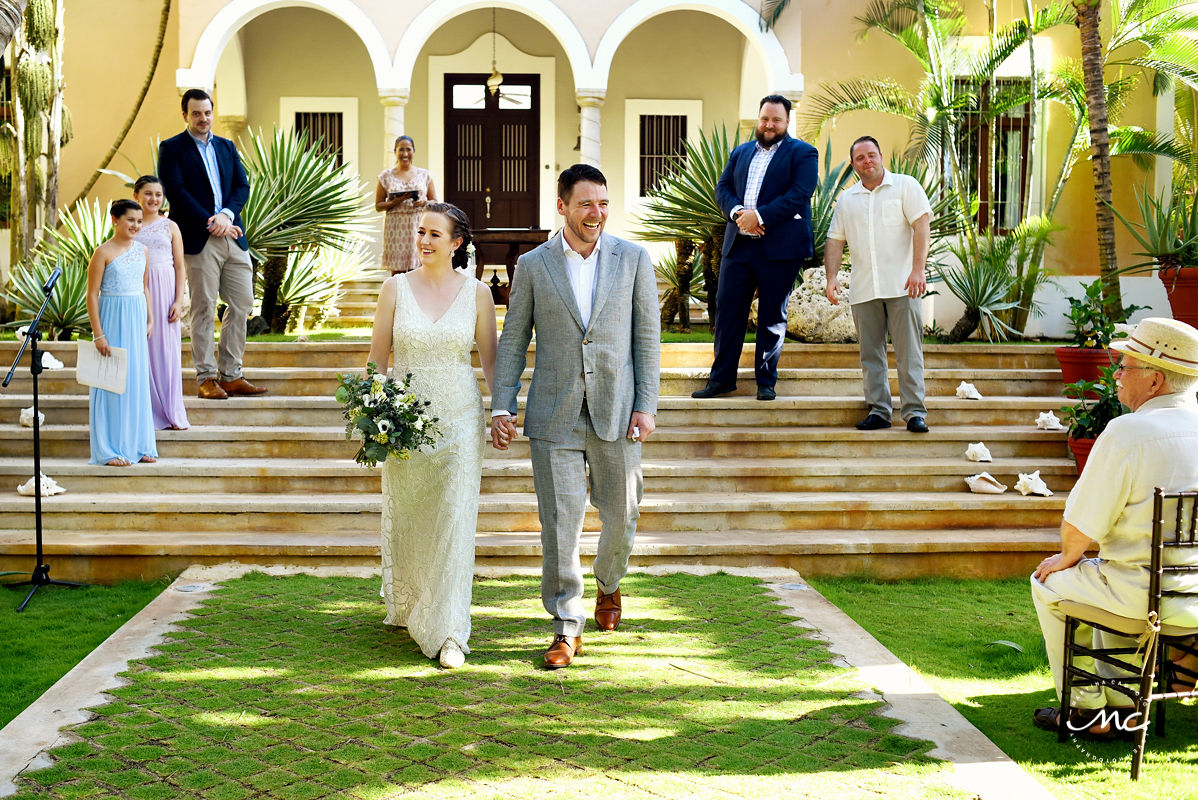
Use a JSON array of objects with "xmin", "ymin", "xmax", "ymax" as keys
[{"xmin": 491, "ymin": 164, "xmax": 660, "ymax": 669}]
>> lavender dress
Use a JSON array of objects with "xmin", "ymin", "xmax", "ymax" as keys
[{"xmin": 136, "ymin": 218, "xmax": 189, "ymax": 430}]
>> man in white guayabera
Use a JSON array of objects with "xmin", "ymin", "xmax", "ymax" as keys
[{"xmin": 1030, "ymin": 317, "xmax": 1198, "ymax": 739}]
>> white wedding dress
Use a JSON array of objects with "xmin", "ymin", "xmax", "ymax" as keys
[{"xmin": 380, "ymin": 274, "xmax": 484, "ymax": 659}]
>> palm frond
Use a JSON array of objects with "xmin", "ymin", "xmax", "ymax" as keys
[
  {"xmin": 758, "ymin": 0, "xmax": 791, "ymax": 31},
  {"xmin": 634, "ymin": 125, "xmax": 741, "ymax": 244},
  {"xmin": 797, "ymin": 78, "xmax": 920, "ymax": 141}
]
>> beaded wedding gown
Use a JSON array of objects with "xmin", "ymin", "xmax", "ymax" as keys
[{"xmin": 380, "ymin": 274, "xmax": 484, "ymax": 659}]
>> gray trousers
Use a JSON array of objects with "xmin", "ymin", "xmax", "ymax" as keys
[
  {"xmin": 185, "ymin": 235, "xmax": 253, "ymax": 384},
  {"xmin": 851, "ymin": 295, "xmax": 927, "ymax": 422},
  {"xmin": 529, "ymin": 404, "xmax": 643, "ymax": 637}
]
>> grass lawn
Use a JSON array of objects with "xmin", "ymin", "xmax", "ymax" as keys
[
  {"xmin": 0, "ymin": 577, "xmax": 171, "ymax": 728},
  {"xmin": 810, "ymin": 576, "xmax": 1198, "ymax": 800},
  {"xmin": 8, "ymin": 572, "xmax": 968, "ymax": 800}
]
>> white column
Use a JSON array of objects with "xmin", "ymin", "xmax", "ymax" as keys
[
  {"xmin": 576, "ymin": 90, "xmax": 605, "ymax": 168},
  {"xmin": 780, "ymin": 90, "xmax": 804, "ymax": 138},
  {"xmin": 380, "ymin": 91, "xmax": 409, "ymax": 165},
  {"xmin": 1155, "ymin": 86, "xmax": 1176, "ymax": 198}
]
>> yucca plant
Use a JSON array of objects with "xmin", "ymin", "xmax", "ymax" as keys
[
  {"xmin": 809, "ymin": 141, "xmax": 854, "ymax": 270},
  {"xmin": 240, "ymin": 127, "xmax": 373, "ymax": 332},
  {"xmin": 3, "ymin": 199, "xmax": 110, "ymax": 339},
  {"xmin": 655, "ymin": 247, "xmax": 706, "ymax": 332},
  {"xmin": 635, "ymin": 125, "xmax": 741, "ymax": 328}
]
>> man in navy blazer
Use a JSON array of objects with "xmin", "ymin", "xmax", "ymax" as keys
[
  {"xmin": 693, "ymin": 94, "xmax": 817, "ymax": 401},
  {"xmin": 158, "ymin": 88, "xmax": 266, "ymax": 400}
]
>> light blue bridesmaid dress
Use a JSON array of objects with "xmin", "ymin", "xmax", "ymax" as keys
[{"xmin": 88, "ymin": 243, "xmax": 158, "ymax": 465}]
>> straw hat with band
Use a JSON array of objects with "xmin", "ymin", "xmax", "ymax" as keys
[{"xmin": 1110, "ymin": 317, "xmax": 1198, "ymax": 377}]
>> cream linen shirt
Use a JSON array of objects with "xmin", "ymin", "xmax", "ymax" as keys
[
  {"xmin": 826, "ymin": 170, "xmax": 931, "ymax": 305},
  {"xmin": 1064, "ymin": 390, "xmax": 1198, "ymax": 623}
]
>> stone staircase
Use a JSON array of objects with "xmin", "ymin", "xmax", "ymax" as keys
[{"xmin": 0, "ymin": 340, "xmax": 1072, "ymax": 583}]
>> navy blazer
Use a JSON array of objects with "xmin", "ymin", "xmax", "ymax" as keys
[
  {"xmin": 716, "ymin": 136, "xmax": 818, "ymax": 263},
  {"xmin": 158, "ymin": 130, "xmax": 250, "ymax": 255}
]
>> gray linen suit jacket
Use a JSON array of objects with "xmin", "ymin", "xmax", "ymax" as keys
[{"xmin": 492, "ymin": 232, "xmax": 660, "ymax": 443}]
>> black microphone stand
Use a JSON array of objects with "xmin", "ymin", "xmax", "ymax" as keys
[{"xmin": 3, "ymin": 265, "xmax": 84, "ymax": 611}]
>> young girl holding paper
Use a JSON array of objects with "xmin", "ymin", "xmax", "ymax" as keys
[{"xmin": 85, "ymin": 199, "xmax": 157, "ymax": 466}]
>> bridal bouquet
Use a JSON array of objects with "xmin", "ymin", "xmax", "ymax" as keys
[{"xmin": 335, "ymin": 363, "xmax": 440, "ymax": 468}]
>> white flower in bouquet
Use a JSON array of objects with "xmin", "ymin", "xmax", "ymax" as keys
[{"xmin": 377, "ymin": 418, "xmax": 392, "ymax": 435}]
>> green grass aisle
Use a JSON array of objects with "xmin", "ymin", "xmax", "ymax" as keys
[
  {"xmin": 811, "ymin": 576, "xmax": 1198, "ymax": 800},
  {"xmin": 1, "ymin": 579, "xmax": 170, "ymax": 728},
  {"xmin": 11, "ymin": 572, "xmax": 965, "ymax": 799}
]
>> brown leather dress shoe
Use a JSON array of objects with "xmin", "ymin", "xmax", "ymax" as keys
[
  {"xmin": 197, "ymin": 378, "xmax": 228, "ymax": 400},
  {"xmin": 543, "ymin": 634, "xmax": 582, "ymax": 669},
  {"xmin": 595, "ymin": 587, "xmax": 622, "ymax": 631},
  {"xmin": 218, "ymin": 377, "xmax": 268, "ymax": 396}
]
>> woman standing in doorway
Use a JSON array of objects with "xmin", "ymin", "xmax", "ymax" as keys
[{"xmin": 375, "ymin": 135, "xmax": 437, "ymax": 275}]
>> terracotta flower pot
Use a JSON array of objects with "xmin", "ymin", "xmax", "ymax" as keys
[
  {"xmin": 1159, "ymin": 266, "xmax": 1198, "ymax": 329},
  {"xmin": 1067, "ymin": 435, "xmax": 1096, "ymax": 474},
  {"xmin": 1055, "ymin": 347, "xmax": 1116, "ymax": 397}
]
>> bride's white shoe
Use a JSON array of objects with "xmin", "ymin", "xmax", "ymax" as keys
[{"xmin": 439, "ymin": 640, "xmax": 465, "ymax": 669}]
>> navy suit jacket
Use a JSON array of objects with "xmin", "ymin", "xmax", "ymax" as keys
[
  {"xmin": 716, "ymin": 136, "xmax": 818, "ymax": 263},
  {"xmin": 158, "ymin": 130, "xmax": 250, "ymax": 255}
]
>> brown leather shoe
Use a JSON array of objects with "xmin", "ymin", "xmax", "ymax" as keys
[
  {"xmin": 543, "ymin": 634, "xmax": 582, "ymax": 669},
  {"xmin": 197, "ymin": 378, "xmax": 228, "ymax": 400},
  {"xmin": 595, "ymin": 587, "xmax": 622, "ymax": 631},
  {"xmin": 218, "ymin": 377, "xmax": 268, "ymax": 396}
]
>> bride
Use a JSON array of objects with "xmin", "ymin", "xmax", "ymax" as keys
[{"xmin": 366, "ymin": 202, "xmax": 497, "ymax": 668}]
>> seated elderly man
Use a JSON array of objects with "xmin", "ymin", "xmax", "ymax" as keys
[{"xmin": 1031, "ymin": 317, "xmax": 1198, "ymax": 739}]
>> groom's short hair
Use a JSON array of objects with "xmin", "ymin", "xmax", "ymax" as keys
[{"xmin": 558, "ymin": 164, "xmax": 607, "ymax": 201}]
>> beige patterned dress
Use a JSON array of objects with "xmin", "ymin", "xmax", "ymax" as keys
[
  {"xmin": 380, "ymin": 274, "xmax": 484, "ymax": 658},
  {"xmin": 378, "ymin": 167, "xmax": 432, "ymax": 273}
]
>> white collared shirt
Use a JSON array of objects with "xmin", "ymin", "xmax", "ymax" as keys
[
  {"xmin": 827, "ymin": 170, "xmax": 932, "ymax": 304},
  {"xmin": 562, "ymin": 233, "xmax": 599, "ymax": 329}
]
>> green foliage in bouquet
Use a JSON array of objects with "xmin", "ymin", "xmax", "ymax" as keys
[{"xmin": 334, "ymin": 363, "xmax": 440, "ymax": 468}]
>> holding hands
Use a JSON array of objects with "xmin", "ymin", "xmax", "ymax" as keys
[{"xmin": 491, "ymin": 415, "xmax": 518, "ymax": 450}]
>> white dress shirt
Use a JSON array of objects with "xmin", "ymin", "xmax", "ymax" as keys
[
  {"xmin": 826, "ymin": 170, "xmax": 932, "ymax": 304},
  {"xmin": 562, "ymin": 233, "xmax": 599, "ymax": 329}
]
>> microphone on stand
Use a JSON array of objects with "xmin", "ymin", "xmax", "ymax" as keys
[{"xmin": 42, "ymin": 266, "xmax": 63, "ymax": 295}]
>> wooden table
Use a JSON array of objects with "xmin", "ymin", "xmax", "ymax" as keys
[{"xmin": 472, "ymin": 228, "xmax": 550, "ymax": 305}]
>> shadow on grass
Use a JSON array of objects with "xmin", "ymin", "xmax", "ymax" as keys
[{"xmin": 9, "ymin": 573, "xmax": 959, "ymax": 800}]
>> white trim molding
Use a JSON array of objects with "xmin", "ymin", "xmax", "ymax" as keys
[{"xmin": 623, "ymin": 99, "xmax": 704, "ymax": 211}]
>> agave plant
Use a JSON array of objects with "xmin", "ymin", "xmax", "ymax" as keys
[
  {"xmin": 240, "ymin": 127, "xmax": 373, "ymax": 332},
  {"xmin": 808, "ymin": 141, "xmax": 854, "ymax": 270},
  {"xmin": 635, "ymin": 125, "xmax": 741, "ymax": 328},
  {"xmin": 936, "ymin": 233, "xmax": 1021, "ymax": 343},
  {"xmin": 262, "ymin": 242, "xmax": 371, "ymax": 333},
  {"xmin": 3, "ymin": 199, "xmax": 111, "ymax": 339},
  {"xmin": 655, "ymin": 247, "xmax": 706, "ymax": 332}
]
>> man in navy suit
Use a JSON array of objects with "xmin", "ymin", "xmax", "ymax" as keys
[
  {"xmin": 692, "ymin": 94, "xmax": 817, "ymax": 402},
  {"xmin": 158, "ymin": 88, "xmax": 267, "ymax": 400}
]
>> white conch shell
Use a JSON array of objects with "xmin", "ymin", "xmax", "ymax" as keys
[
  {"xmin": 41, "ymin": 352, "xmax": 64, "ymax": 370},
  {"xmin": 1015, "ymin": 470, "xmax": 1054, "ymax": 497},
  {"xmin": 17, "ymin": 472, "xmax": 65, "ymax": 497},
  {"xmin": 1035, "ymin": 411, "xmax": 1066, "ymax": 431},
  {"xmin": 965, "ymin": 442, "xmax": 993, "ymax": 462},
  {"xmin": 965, "ymin": 472, "xmax": 1007, "ymax": 494},
  {"xmin": 19, "ymin": 406, "xmax": 44, "ymax": 428},
  {"xmin": 956, "ymin": 381, "xmax": 983, "ymax": 400}
]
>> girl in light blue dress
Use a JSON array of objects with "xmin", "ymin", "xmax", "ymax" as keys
[{"xmin": 85, "ymin": 199, "xmax": 158, "ymax": 466}]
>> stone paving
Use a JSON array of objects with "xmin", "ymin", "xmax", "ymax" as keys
[{"xmin": 0, "ymin": 565, "xmax": 1052, "ymax": 800}]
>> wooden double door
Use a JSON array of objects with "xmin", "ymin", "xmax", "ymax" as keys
[{"xmin": 443, "ymin": 73, "xmax": 540, "ymax": 230}]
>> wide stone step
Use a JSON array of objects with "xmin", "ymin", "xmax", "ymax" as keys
[
  {"xmin": 0, "ymin": 455, "xmax": 1078, "ymax": 495},
  {"xmin": 0, "ymin": 341, "xmax": 1066, "ymax": 371},
  {"xmin": 0, "ymin": 393, "xmax": 1072, "ymax": 428},
  {"xmin": 0, "ymin": 424, "xmax": 1070, "ymax": 460},
  {"xmin": 0, "ymin": 526, "xmax": 1062, "ymax": 582},
  {"xmin": 0, "ymin": 490, "xmax": 1065, "ymax": 533},
  {"xmin": 1, "ymin": 365, "xmax": 1065, "ymax": 398}
]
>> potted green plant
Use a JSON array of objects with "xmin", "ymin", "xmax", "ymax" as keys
[
  {"xmin": 1109, "ymin": 187, "xmax": 1198, "ymax": 328},
  {"xmin": 1056, "ymin": 279, "xmax": 1141, "ymax": 392},
  {"xmin": 1059, "ymin": 365, "xmax": 1125, "ymax": 473}
]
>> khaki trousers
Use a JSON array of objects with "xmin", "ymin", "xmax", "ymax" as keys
[
  {"xmin": 185, "ymin": 236, "xmax": 253, "ymax": 384},
  {"xmin": 851, "ymin": 295, "xmax": 927, "ymax": 422}
]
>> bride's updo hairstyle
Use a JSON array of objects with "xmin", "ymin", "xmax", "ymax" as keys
[{"xmin": 424, "ymin": 202, "xmax": 473, "ymax": 271}]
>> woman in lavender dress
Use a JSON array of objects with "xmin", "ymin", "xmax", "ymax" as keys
[{"xmin": 134, "ymin": 175, "xmax": 189, "ymax": 430}]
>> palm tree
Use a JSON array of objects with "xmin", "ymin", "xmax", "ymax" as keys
[
  {"xmin": 0, "ymin": 1, "xmax": 28, "ymax": 54},
  {"xmin": 239, "ymin": 128, "xmax": 374, "ymax": 333},
  {"xmin": 1074, "ymin": 0, "xmax": 1120, "ymax": 313}
]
